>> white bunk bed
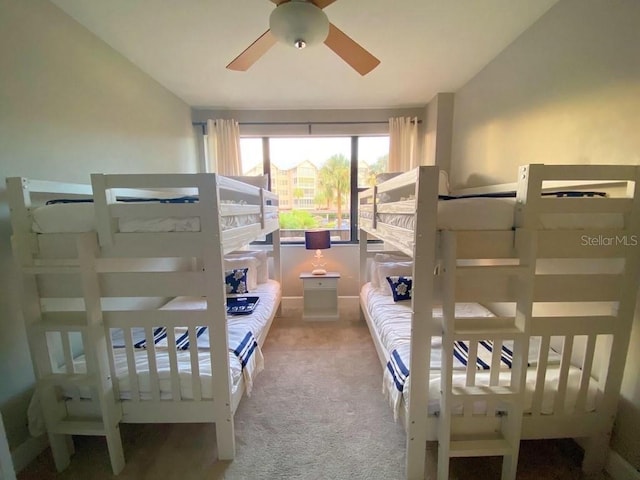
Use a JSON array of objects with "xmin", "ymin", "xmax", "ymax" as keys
[
  {"xmin": 7, "ymin": 173, "xmax": 282, "ymax": 475},
  {"xmin": 358, "ymin": 164, "xmax": 640, "ymax": 480}
]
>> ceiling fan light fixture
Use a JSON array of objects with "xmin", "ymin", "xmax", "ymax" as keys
[{"xmin": 269, "ymin": 1, "xmax": 330, "ymax": 49}]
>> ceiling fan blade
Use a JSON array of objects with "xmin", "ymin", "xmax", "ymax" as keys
[
  {"xmin": 226, "ymin": 30, "xmax": 277, "ymax": 71},
  {"xmin": 270, "ymin": 0, "xmax": 337, "ymax": 8},
  {"xmin": 324, "ymin": 23, "xmax": 380, "ymax": 76},
  {"xmin": 310, "ymin": 0, "xmax": 338, "ymax": 8}
]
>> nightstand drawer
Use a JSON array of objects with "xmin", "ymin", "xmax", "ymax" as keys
[{"xmin": 304, "ymin": 278, "xmax": 338, "ymax": 290}]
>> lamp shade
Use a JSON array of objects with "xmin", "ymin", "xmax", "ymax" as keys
[
  {"xmin": 269, "ymin": 1, "xmax": 330, "ymax": 49},
  {"xmin": 305, "ymin": 230, "xmax": 331, "ymax": 250}
]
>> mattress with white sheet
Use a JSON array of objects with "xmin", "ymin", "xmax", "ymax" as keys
[
  {"xmin": 72, "ymin": 282, "xmax": 278, "ymax": 397},
  {"xmin": 30, "ymin": 201, "xmax": 279, "ymax": 234},
  {"xmin": 360, "ymin": 283, "xmax": 599, "ymax": 420},
  {"xmin": 359, "ymin": 197, "xmax": 623, "ymax": 231}
]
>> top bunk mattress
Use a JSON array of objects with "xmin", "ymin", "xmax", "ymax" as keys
[
  {"xmin": 359, "ymin": 197, "xmax": 623, "ymax": 231},
  {"xmin": 31, "ymin": 202, "xmax": 279, "ymax": 234}
]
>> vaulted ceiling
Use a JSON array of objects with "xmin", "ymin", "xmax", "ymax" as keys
[{"xmin": 51, "ymin": 0, "xmax": 559, "ymax": 109}]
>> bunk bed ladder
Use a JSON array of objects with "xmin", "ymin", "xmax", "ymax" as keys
[
  {"xmin": 12, "ymin": 232, "xmax": 124, "ymax": 474},
  {"xmin": 437, "ymin": 230, "xmax": 530, "ymax": 480}
]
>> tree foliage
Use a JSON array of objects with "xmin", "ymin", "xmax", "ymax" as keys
[
  {"xmin": 318, "ymin": 154, "xmax": 350, "ymax": 225},
  {"xmin": 279, "ymin": 210, "xmax": 318, "ymax": 230}
]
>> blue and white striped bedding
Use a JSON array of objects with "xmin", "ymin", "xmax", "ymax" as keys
[
  {"xmin": 361, "ymin": 283, "xmax": 578, "ymax": 420},
  {"xmin": 94, "ymin": 280, "xmax": 279, "ymax": 400}
]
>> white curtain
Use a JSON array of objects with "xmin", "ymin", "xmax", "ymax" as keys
[
  {"xmin": 388, "ymin": 116, "xmax": 418, "ymax": 172},
  {"xmin": 206, "ymin": 119, "xmax": 242, "ymax": 175}
]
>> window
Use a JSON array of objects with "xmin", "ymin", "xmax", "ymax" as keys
[
  {"xmin": 239, "ymin": 138, "xmax": 263, "ymax": 175},
  {"xmin": 238, "ymin": 135, "xmax": 389, "ymax": 243}
]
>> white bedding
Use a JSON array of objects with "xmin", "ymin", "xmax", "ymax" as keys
[
  {"xmin": 360, "ymin": 283, "xmax": 598, "ymax": 419},
  {"xmin": 31, "ymin": 202, "xmax": 279, "ymax": 234},
  {"xmin": 63, "ymin": 281, "xmax": 278, "ymax": 399},
  {"xmin": 360, "ymin": 197, "xmax": 623, "ymax": 231}
]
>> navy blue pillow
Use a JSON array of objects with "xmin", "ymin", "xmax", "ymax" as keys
[
  {"xmin": 225, "ymin": 268, "xmax": 249, "ymax": 294},
  {"xmin": 386, "ymin": 276, "xmax": 412, "ymax": 302}
]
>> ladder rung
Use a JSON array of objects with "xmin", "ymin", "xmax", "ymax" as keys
[
  {"xmin": 451, "ymin": 385, "xmax": 518, "ymax": 399},
  {"xmin": 31, "ymin": 313, "xmax": 89, "ymax": 332},
  {"xmin": 449, "ymin": 437, "xmax": 513, "ymax": 457},
  {"xmin": 455, "ymin": 265, "xmax": 528, "ymax": 276},
  {"xmin": 49, "ymin": 418, "xmax": 106, "ymax": 436},
  {"xmin": 40, "ymin": 373, "xmax": 98, "ymax": 389},
  {"xmin": 22, "ymin": 265, "xmax": 81, "ymax": 274}
]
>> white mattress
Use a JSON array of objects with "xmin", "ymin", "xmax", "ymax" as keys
[
  {"xmin": 360, "ymin": 283, "xmax": 598, "ymax": 418},
  {"xmin": 28, "ymin": 281, "xmax": 280, "ymax": 436},
  {"xmin": 360, "ymin": 197, "xmax": 623, "ymax": 231},
  {"xmin": 31, "ymin": 202, "xmax": 279, "ymax": 234},
  {"xmin": 71, "ymin": 281, "xmax": 278, "ymax": 401}
]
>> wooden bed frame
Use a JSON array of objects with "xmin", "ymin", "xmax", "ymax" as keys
[
  {"xmin": 7, "ymin": 173, "xmax": 281, "ymax": 475},
  {"xmin": 358, "ymin": 164, "xmax": 640, "ymax": 480}
]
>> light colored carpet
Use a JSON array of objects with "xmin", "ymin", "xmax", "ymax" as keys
[{"xmin": 18, "ymin": 316, "xmax": 609, "ymax": 479}]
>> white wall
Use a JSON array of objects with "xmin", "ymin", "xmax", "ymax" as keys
[
  {"xmin": 450, "ymin": 0, "xmax": 640, "ymax": 188},
  {"xmin": 0, "ymin": 0, "xmax": 197, "ymax": 460},
  {"xmin": 449, "ymin": 0, "xmax": 640, "ymax": 469}
]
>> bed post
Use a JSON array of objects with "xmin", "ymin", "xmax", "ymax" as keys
[
  {"xmin": 273, "ymin": 227, "xmax": 282, "ymax": 317},
  {"xmin": 7, "ymin": 178, "xmax": 74, "ymax": 472},
  {"xmin": 199, "ymin": 173, "xmax": 236, "ymax": 460},
  {"xmin": 359, "ymin": 227, "xmax": 368, "ymax": 321},
  {"xmin": 0, "ymin": 412, "xmax": 16, "ymax": 480},
  {"xmin": 582, "ymin": 166, "xmax": 640, "ymax": 473},
  {"xmin": 405, "ymin": 166, "xmax": 439, "ymax": 480}
]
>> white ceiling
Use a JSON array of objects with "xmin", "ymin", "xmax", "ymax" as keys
[{"xmin": 51, "ymin": 0, "xmax": 559, "ymax": 110}]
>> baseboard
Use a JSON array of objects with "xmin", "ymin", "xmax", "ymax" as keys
[
  {"xmin": 11, "ymin": 434, "xmax": 48, "ymax": 473},
  {"xmin": 606, "ymin": 450, "xmax": 640, "ymax": 480},
  {"xmin": 280, "ymin": 296, "xmax": 362, "ymax": 322}
]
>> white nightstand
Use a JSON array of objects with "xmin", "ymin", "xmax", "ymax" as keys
[{"xmin": 299, "ymin": 272, "xmax": 340, "ymax": 320}]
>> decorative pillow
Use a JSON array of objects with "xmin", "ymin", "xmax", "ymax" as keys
[
  {"xmin": 225, "ymin": 268, "xmax": 249, "ymax": 294},
  {"xmin": 386, "ymin": 276, "xmax": 412, "ymax": 302},
  {"xmin": 377, "ymin": 262, "xmax": 413, "ymax": 295},
  {"xmin": 224, "ymin": 257, "xmax": 258, "ymax": 290},
  {"xmin": 370, "ymin": 253, "xmax": 411, "ymax": 288},
  {"xmin": 226, "ymin": 250, "xmax": 268, "ymax": 284}
]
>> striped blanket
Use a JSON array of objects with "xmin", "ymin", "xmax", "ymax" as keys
[
  {"xmin": 383, "ymin": 340, "xmax": 526, "ymax": 420},
  {"xmin": 111, "ymin": 325, "xmax": 263, "ymax": 394}
]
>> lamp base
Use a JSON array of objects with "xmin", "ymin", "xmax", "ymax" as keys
[{"xmin": 311, "ymin": 268, "xmax": 327, "ymax": 275}]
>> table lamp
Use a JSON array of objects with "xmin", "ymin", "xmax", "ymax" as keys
[{"xmin": 304, "ymin": 230, "xmax": 331, "ymax": 275}]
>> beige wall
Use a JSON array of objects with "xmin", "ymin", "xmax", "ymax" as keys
[
  {"xmin": 450, "ymin": 0, "xmax": 640, "ymax": 189},
  {"xmin": 450, "ymin": 0, "xmax": 640, "ymax": 469},
  {"xmin": 0, "ymin": 0, "xmax": 197, "ymax": 458}
]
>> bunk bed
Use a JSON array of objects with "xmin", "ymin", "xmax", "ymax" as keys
[
  {"xmin": 7, "ymin": 173, "xmax": 281, "ymax": 475},
  {"xmin": 358, "ymin": 164, "xmax": 640, "ymax": 480}
]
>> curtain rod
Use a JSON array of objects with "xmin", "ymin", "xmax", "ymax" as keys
[{"xmin": 192, "ymin": 119, "xmax": 421, "ymax": 127}]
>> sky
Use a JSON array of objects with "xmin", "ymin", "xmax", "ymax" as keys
[{"xmin": 240, "ymin": 136, "xmax": 389, "ymax": 172}]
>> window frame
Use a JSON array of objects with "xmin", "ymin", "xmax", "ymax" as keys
[{"xmin": 241, "ymin": 135, "xmax": 388, "ymax": 245}]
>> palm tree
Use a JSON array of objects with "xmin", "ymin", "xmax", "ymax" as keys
[
  {"xmin": 293, "ymin": 187, "xmax": 304, "ymax": 208},
  {"xmin": 318, "ymin": 154, "xmax": 350, "ymax": 227},
  {"xmin": 366, "ymin": 154, "xmax": 389, "ymax": 186}
]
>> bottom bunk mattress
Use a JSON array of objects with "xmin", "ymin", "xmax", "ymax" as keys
[
  {"xmin": 28, "ymin": 281, "xmax": 280, "ymax": 435},
  {"xmin": 360, "ymin": 283, "xmax": 599, "ymax": 421},
  {"xmin": 105, "ymin": 280, "xmax": 280, "ymax": 400}
]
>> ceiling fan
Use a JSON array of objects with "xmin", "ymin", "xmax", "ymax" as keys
[{"xmin": 226, "ymin": 0, "xmax": 380, "ymax": 76}]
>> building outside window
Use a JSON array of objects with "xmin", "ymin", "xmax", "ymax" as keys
[{"xmin": 238, "ymin": 135, "xmax": 389, "ymax": 243}]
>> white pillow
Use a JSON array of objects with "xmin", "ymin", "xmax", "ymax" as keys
[
  {"xmin": 226, "ymin": 250, "xmax": 268, "ymax": 283},
  {"xmin": 370, "ymin": 253, "xmax": 412, "ymax": 287},
  {"xmin": 439, "ymin": 170, "xmax": 450, "ymax": 195},
  {"xmin": 377, "ymin": 262, "xmax": 413, "ymax": 295},
  {"xmin": 224, "ymin": 256, "xmax": 258, "ymax": 291}
]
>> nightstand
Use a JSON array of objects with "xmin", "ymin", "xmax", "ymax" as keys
[{"xmin": 299, "ymin": 272, "xmax": 340, "ymax": 320}]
